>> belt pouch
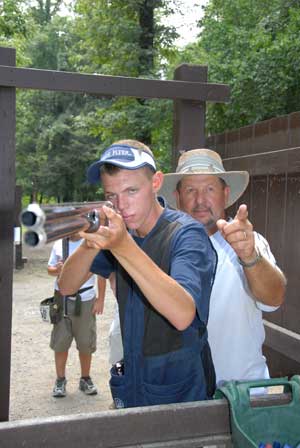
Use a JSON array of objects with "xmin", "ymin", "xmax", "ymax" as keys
[
  {"xmin": 74, "ymin": 293, "xmax": 81, "ymax": 316},
  {"xmin": 50, "ymin": 290, "xmax": 64, "ymax": 324}
]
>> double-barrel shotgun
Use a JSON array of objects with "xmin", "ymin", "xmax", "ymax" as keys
[{"xmin": 20, "ymin": 201, "xmax": 113, "ymax": 247}]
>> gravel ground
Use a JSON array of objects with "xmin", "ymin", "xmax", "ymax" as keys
[{"xmin": 10, "ymin": 243, "xmax": 115, "ymax": 421}]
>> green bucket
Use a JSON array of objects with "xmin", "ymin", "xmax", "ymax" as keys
[{"xmin": 215, "ymin": 376, "xmax": 300, "ymax": 448}]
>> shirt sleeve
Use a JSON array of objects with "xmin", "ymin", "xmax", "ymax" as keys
[
  {"xmin": 90, "ymin": 249, "xmax": 115, "ymax": 279},
  {"xmin": 254, "ymin": 232, "xmax": 281, "ymax": 312},
  {"xmin": 169, "ymin": 222, "xmax": 217, "ymax": 326},
  {"xmin": 48, "ymin": 240, "xmax": 62, "ymax": 267}
]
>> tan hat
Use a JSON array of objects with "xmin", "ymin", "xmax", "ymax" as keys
[{"xmin": 160, "ymin": 148, "xmax": 249, "ymax": 208}]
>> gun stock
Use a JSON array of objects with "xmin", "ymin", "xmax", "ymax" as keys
[{"xmin": 21, "ymin": 201, "xmax": 113, "ymax": 247}]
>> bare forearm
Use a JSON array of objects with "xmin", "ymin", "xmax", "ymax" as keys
[
  {"xmin": 112, "ymin": 236, "xmax": 196, "ymax": 330},
  {"xmin": 97, "ymin": 276, "xmax": 106, "ymax": 302},
  {"xmin": 244, "ymin": 258, "xmax": 286, "ymax": 306},
  {"xmin": 58, "ymin": 244, "xmax": 99, "ymax": 295},
  {"xmin": 47, "ymin": 266, "xmax": 59, "ymax": 277}
]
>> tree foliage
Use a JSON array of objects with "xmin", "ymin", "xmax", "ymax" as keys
[
  {"xmin": 72, "ymin": 0, "xmax": 179, "ymax": 171},
  {"xmin": 3, "ymin": 0, "xmax": 300, "ymax": 201},
  {"xmin": 0, "ymin": 0, "xmax": 27, "ymax": 38},
  {"xmin": 9, "ymin": 0, "xmax": 181, "ymax": 201},
  {"xmin": 178, "ymin": 0, "xmax": 300, "ymax": 134},
  {"xmin": 15, "ymin": 8, "xmax": 102, "ymax": 202}
]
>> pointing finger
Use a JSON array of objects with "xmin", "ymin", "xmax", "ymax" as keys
[
  {"xmin": 234, "ymin": 204, "xmax": 248, "ymax": 222},
  {"xmin": 216, "ymin": 218, "xmax": 227, "ymax": 233}
]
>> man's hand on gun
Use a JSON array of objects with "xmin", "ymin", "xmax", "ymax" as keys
[
  {"xmin": 80, "ymin": 205, "xmax": 130, "ymax": 254},
  {"xmin": 21, "ymin": 201, "xmax": 114, "ymax": 247}
]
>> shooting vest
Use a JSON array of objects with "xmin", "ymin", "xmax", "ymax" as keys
[{"xmin": 109, "ymin": 212, "xmax": 216, "ymax": 408}]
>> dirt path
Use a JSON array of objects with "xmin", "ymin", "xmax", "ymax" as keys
[{"xmin": 10, "ymin": 243, "xmax": 115, "ymax": 421}]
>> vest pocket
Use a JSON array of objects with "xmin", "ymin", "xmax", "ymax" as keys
[
  {"xmin": 142, "ymin": 370, "xmax": 206, "ymax": 406},
  {"xmin": 109, "ymin": 364, "xmax": 129, "ymax": 409}
]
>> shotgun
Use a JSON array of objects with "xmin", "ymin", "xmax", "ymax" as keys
[{"xmin": 20, "ymin": 201, "xmax": 113, "ymax": 247}]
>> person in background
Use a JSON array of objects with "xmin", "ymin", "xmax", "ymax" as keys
[
  {"xmin": 160, "ymin": 148, "xmax": 286, "ymax": 387},
  {"xmin": 47, "ymin": 233, "xmax": 104, "ymax": 398},
  {"xmin": 58, "ymin": 139, "xmax": 217, "ymax": 408}
]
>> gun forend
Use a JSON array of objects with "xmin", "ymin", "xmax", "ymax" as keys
[{"xmin": 20, "ymin": 201, "xmax": 114, "ymax": 248}]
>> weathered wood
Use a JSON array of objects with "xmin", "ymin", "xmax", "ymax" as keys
[
  {"xmin": 14, "ymin": 186, "xmax": 26, "ymax": 269},
  {"xmin": 0, "ymin": 47, "xmax": 16, "ymax": 422},
  {"xmin": 0, "ymin": 393, "xmax": 294, "ymax": 448},
  {"xmin": 223, "ymin": 146, "xmax": 300, "ymax": 175},
  {"xmin": 0, "ymin": 400, "xmax": 232, "ymax": 448},
  {"xmin": 172, "ymin": 64, "xmax": 209, "ymax": 168},
  {"xmin": 264, "ymin": 320, "xmax": 300, "ymax": 364},
  {"xmin": 0, "ymin": 65, "xmax": 230, "ymax": 102}
]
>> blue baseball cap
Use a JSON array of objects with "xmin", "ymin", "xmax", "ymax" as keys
[{"xmin": 87, "ymin": 144, "xmax": 157, "ymax": 184}]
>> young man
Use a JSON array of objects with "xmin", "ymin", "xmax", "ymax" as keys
[
  {"xmin": 160, "ymin": 148, "xmax": 286, "ymax": 387},
  {"xmin": 48, "ymin": 233, "xmax": 104, "ymax": 397},
  {"xmin": 59, "ymin": 139, "xmax": 217, "ymax": 408}
]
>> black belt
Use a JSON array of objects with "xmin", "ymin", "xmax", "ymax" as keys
[
  {"xmin": 67, "ymin": 285, "xmax": 94, "ymax": 298},
  {"xmin": 65, "ymin": 285, "xmax": 94, "ymax": 316}
]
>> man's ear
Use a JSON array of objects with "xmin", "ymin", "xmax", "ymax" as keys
[
  {"xmin": 224, "ymin": 185, "xmax": 230, "ymax": 208},
  {"xmin": 152, "ymin": 171, "xmax": 164, "ymax": 193},
  {"xmin": 174, "ymin": 189, "xmax": 180, "ymax": 208}
]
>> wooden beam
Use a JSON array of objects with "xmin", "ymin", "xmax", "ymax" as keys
[
  {"xmin": 0, "ymin": 47, "xmax": 16, "ymax": 422},
  {"xmin": 0, "ymin": 65, "xmax": 230, "ymax": 102},
  {"xmin": 223, "ymin": 146, "xmax": 300, "ymax": 175},
  {"xmin": 0, "ymin": 393, "xmax": 293, "ymax": 448},
  {"xmin": 264, "ymin": 320, "xmax": 300, "ymax": 364},
  {"xmin": 172, "ymin": 64, "xmax": 208, "ymax": 168},
  {"xmin": 0, "ymin": 400, "xmax": 231, "ymax": 448}
]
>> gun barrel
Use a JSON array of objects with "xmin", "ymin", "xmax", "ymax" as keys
[{"xmin": 21, "ymin": 201, "xmax": 113, "ymax": 247}]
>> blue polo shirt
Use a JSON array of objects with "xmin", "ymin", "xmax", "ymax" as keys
[{"xmin": 90, "ymin": 199, "xmax": 217, "ymax": 408}]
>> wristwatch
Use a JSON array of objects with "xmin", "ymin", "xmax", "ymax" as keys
[{"xmin": 238, "ymin": 246, "xmax": 263, "ymax": 268}]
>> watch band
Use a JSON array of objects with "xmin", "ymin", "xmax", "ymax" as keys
[{"xmin": 238, "ymin": 247, "xmax": 262, "ymax": 268}]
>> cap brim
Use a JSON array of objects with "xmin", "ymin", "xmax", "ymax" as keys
[
  {"xmin": 159, "ymin": 171, "xmax": 249, "ymax": 209},
  {"xmin": 87, "ymin": 161, "xmax": 102, "ymax": 184},
  {"xmin": 86, "ymin": 160, "xmax": 156, "ymax": 184}
]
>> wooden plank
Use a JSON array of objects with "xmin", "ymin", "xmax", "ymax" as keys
[
  {"xmin": 283, "ymin": 173, "xmax": 300, "ymax": 333},
  {"xmin": 249, "ymin": 175, "xmax": 268, "ymax": 236},
  {"xmin": 172, "ymin": 64, "xmax": 208, "ymax": 168},
  {"xmin": 264, "ymin": 320, "xmax": 300, "ymax": 363},
  {"xmin": 0, "ymin": 393, "xmax": 294, "ymax": 448},
  {"xmin": 223, "ymin": 146, "xmax": 300, "ymax": 175},
  {"xmin": 0, "ymin": 47, "xmax": 16, "ymax": 422},
  {"xmin": 263, "ymin": 345, "xmax": 300, "ymax": 378},
  {"xmin": 0, "ymin": 400, "xmax": 232, "ymax": 448},
  {"xmin": 0, "ymin": 65, "xmax": 230, "ymax": 102},
  {"xmin": 14, "ymin": 186, "xmax": 26, "ymax": 269},
  {"xmin": 263, "ymin": 174, "xmax": 286, "ymax": 327}
]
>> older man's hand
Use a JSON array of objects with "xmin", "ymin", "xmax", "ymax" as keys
[{"xmin": 216, "ymin": 204, "xmax": 257, "ymax": 263}]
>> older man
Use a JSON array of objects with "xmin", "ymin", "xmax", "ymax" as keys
[{"xmin": 160, "ymin": 148, "xmax": 286, "ymax": 386}]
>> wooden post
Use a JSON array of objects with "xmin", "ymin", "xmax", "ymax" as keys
[
  {"xmin": 14, "ymin": 186, "xmax": 26, "ymax": 270},
  {"xmin": 172, "ymin": 64, "xmax": 208, "ymax": 169},
  {"xmin": 0, "ymin": 47, "xmax": 16, "ymax": 422}
]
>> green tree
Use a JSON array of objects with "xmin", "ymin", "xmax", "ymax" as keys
[
  {"xmin": 173, "ymin": 0, "xmax": 300, "ymax": 133},
  {"xmin": 29, "ymin": 0, "xmax": 63, "ymax": 24},
  {"xmin": 16, "ymin": 12, "xmax": 101, "ymax": 202},
  {"xmin": 177, "ymin": 0, "xmax": 300, "ymax": 134},
  {"xmin": 72, "ymin": 0, "xmax": 180, "ymax": 171},
  {"xmin": 0, "ymin": 0, "xmax": 27, "ymax": 38}
]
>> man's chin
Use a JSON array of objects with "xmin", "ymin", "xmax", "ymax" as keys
[
  {"xmin": 193, "ymin": 215, "xmax": 216, "ymax": 230},
  {"xmin": 192, "ymin": 211, "xmax": 212, "ymax": 223}
]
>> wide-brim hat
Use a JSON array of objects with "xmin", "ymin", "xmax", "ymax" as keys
[{"xmin": 160, "ymin": 148, "xmax": 249, "ymax": 208}]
